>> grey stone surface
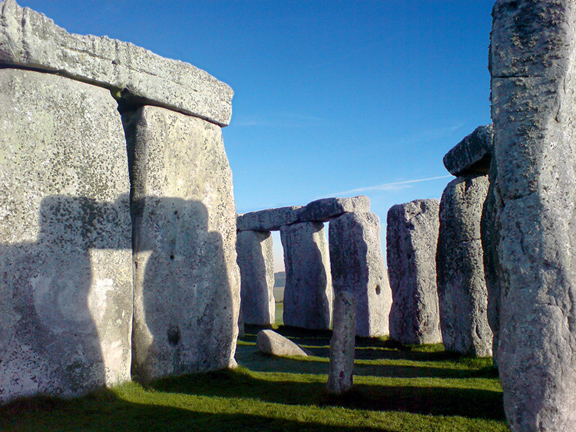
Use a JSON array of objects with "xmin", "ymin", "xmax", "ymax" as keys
[
  {"xmin": 299, "ymin": 195, "xmax": 371, "ymax": 223},
  {"xmin": 386, "ymin": 199, "xmax": 442, "ymax": 345},
  {"xmin": 443, "ymin": 125, "xmax": 494, "ymax": 176},
  {"xmin": 126, "ymin": 105, "xmax": 240, "ymax": 382},
  {"xmin": 0, "ymin": 0, "xmax": 232, "ymax": 126},
  {"xmin": 256, "ymin": 330, "xmax": 308, "ymax": 357},
  {"xmin": 329, "ymin": 212, "xmax": 391, "ymax": 337},
  {"xmin": 490, "ymin": 1, "xmax": 576, "ymax": 430},
  {"xmin": 437, "ymin": 175, "xmax": 492, "ymax": 357},
  {"xmin": 327, "ymin": 291, "xmax": 356, "ymax": 394},
  {"xmin": 0, "ymin": 69, "xmax": 132, "ymax": 403},
  {"xmin": 280, "ymin": 222, "xmax": 333, "ymax": 330},
  {"xmin": 237, "ymin": 206, "xmax": 303, "ymax": 232},
  {"xmin": 236, "ymin": 230, "xmax": 275, "ymax": 326}
]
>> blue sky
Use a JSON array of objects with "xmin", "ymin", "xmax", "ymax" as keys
[{"xmin": 19, "ymin": 0, "xmax": 495, "ymax": 270}]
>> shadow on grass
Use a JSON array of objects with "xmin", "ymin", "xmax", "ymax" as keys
[
  {"xmin": 0, "ymin": 390, "xmax": 389, "ymax": 432},
  {"xmin": 147, "ymin": 368, "xmax": 505, "ymax": 421}
]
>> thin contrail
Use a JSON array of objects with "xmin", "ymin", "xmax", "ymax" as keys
[{"xmin": 329, "ymin": 175, "xmax": 453, "ymax": 196}]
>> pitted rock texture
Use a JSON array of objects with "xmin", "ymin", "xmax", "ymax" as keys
[
  {"xmin": 256, "ymin": 330, "xmax": 308, "ymax": 357},
  {"xmin": 443, "ymin": 125, "xmax": 494, "ymax": 176},
  {"xmin": 386, "ymin": 199, "xmax": 442, "ymax": 345},
  {"xmin": 329, "ymin": 212, "xmax": 391, "ymax": 337},
  {"xmin": 125, "ymin": 105, "xmax": 240, "ymax": 382},
  {"xmin": 299, "ymin": 195, "xmax": 371, "ymax": 223},
  {"xmin": 490, "ymin": 1, "xmax": 576, "ymax": 430},
  {"xmin": 0, "ymin": 0, "xmax": 232, "ymax": 126},
  {"xmin": 437, "ymin": 175, "xmax": 492, "ymax": 357},
  {"xmin": 280, "ymin": 222, "xmax": 333, "ymax": 330},
  {"xmin": 327, "ymin": 291, "xmax": 356, "ymax": 394},
  {"xmin": 0, "ymin": 69, "xmax": 132, "ymax": 403},
  {"xmin": 236, "ymin": 230, "xmax": 275, "ymax": 326},
  {"xmin": 237, "ymin": 206, "xmax": 303, "ymax": 231}
]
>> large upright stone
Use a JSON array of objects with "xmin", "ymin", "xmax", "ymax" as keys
[
  {"xmin": 327, "ymin": 291, "xmax": 356, "ymax": 395},
  {"xmin": 490, "ymin": 1, "xmax": 576, "ymax": 430},
  {"xmin": 437, "ymin": 175, "xmax": 492, "ymax": 357},
  {"xmin": 0, "ymin": 69, "xmax": 132, "ymax": 402},
  {"xmin": 126, "ymin": 105, "xmax": 240, "ymax": 382},
  {"xmin": 329, "ymin": 212, "xmax": 391, "ymax": 337},
  {"xmin": 443, "ymin": 125, "xmax": 494, "ymax": 176},
  {"xmin": 386, "ymin": 199, "xmax": 442, "ymax": 345},
  {"xmin": 0, "ymin": 0, "xmax": 232, "ymax": 126},
  {"xmin": 299, "ymin": 195, "xmax": 371, "ymax": 223},
  {"xmin": 237, "ymin": 206, "xmax": 303, "ymax": 232},
  {"xmin": 280, "ymin": 222, "xmax": 333, "ymax": 329},
  {"xmin": 236, "ymin": 230, "xmax": 275, "ymax": 326}
]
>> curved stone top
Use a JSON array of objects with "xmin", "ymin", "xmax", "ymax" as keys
[
  {"xmin": 443, "ymin": 125, "xmax": 494, "ymax": 176},
  {"xmin": 0, "ymin": 0, "xmax": 233, "ymax": 126}
]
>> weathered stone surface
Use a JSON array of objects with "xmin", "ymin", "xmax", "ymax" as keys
[
  {"xmin": 437, "ymin": 175, "xmax": 492, "ymax": 357},
  {"xmin": 299, "ymin": 195, "xmax": 371, "ymax": 223},
  {"xmin": 327, "ymin": 291, "xmax": 356, "ymax": 394},
  {"xmin": 126, "ymin": 105, "xmax": 240, "ymax": 382},
  {"xmin": 329, "ymin": 212, "xmax": 391, "ymax": 337},
  {"xmin": 0, "ymin": 0, "xmax": 232, "ymax": 126},
  {"xmin": 236, "ymin": 230, "xmax": 275, "ymax": 326},
  {"xmin": 280, "ymin": 222, "xmax": 333, "ymax": 330},
  {"xmin": 386, "ymin": 199, "xmax": 442, "ymax": 345},
  {"xmin": 443, "ymin": 125, "xmax": 494, "ymax": 176},
  {"xmin": 490, "ymin": 1, "xmax": 576, "ymax": 430},
  {"xmin": 237, "ymin": 206, "xmax": 303, "ymax": 232},
  {"xmin": 256, "ymin": 330, "xmax": 308, "ymax": 357},
  {"xmin": 0, "ymin": 69, "xmax": 132, "ymax": 402}
]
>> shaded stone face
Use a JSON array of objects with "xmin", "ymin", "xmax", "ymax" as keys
[
  {"xmin": 236, "ymin": 230, "xmax": 276, "ymax": 326},
  {"xmin": 327, "ymin": 291, "xmax": 356, "ymax": 395},
  {"xmin": 437, "ymin": 175, "xmax": 492, "ymax": 357},
  {"xmin": 386, "ymin": 199, "xmax": 442, "ymax": 345},
  {"xmin": 237, "ymin": 206, "xmax": 303, "ymax": 232},
  {"xmin": 280, "ymin": 222, "xmax": 333, "ymax": 330},
  {"xmin": 299, "ymin": 195, "xmax": 371, "ymax": 223},
  {"xmin": 125, "ymin": 106, "xmax": 240, "ymax": 382},
  {"xmin": 490, "ymin": 1, "xmax": 576, "ymax": 430},
  {"xmin": 0, "ymin": 0, "xmax": 233, "ymax": 126},
  {"xmin": 329, "ymin": 212, "xmax": 391, "ymax": 337},
  {"xmin": 0, "ymin": 69, "xmax": 132, "ymax": 402}
]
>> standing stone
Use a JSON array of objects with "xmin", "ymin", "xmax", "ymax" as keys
[
  {"xmin": 236, "ymin": 230, "xmax": 275, "ymax": 326},
  {"xmin": 0, "ymin": 69, "xmax": 132, "ymax": 403},
  {"xmin": 386, "ymin": 199, "xmax": 442, "ymax": 345},
  {"xmin": 490, "ymin": 1, "xmax": 576, "ymax": 430},
  {"xmin": 125, "ymin": 105, "xmax": 240, "ymax": 382},
  {"xmin": 280, "ymin": 222, "xmax": 333, "ymax": 329},
  {"xmin": 329, "ymin": 212, "xmax": 391, "ymax": 337},
  {"xmin": 327, "ymin": 291, "xmax": 356, "ymax": 395},
  {"xmin": 437, "ymin": 175, "xmax": 492, "ymax": 357}
]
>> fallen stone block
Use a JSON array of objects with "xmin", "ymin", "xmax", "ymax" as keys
[
  {"xmin": 299, "ymin": 195, "xmax": 370, "ymax": 223},
  {"xmin": 256, "ymin": 330, "xmax": 308, "ymax": 357}
]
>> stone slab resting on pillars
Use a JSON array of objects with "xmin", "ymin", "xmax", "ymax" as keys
[
  {"xmin": 236, "ymin": 230, "xmax": 275, "ymax": 326},
  {"xmin": 329, "ymin": 212, "xmax": 391, "ymax": 337},
  {"xmin": 280, "ymin": 222, "xmax": 333, "ymax": 330},
  {"xmin": 490, "ymin": 1, "xmax": 576, "ymax": 430},
  {"xmin": 0, "ymin": 69, "xmax": 133, "ymax": 402},
  {"xmin": 437, "ymin": 175, "xmax": 492, "ymax": 357},
  {"xmin": 126, "ymin": 105, "xmax": 240, "ymax": 381},
  {"xmin": 386, "ymin": 199, "xmax": 442, "ymax": 345}
]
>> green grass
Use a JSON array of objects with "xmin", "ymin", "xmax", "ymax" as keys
[{"xmin": 0, "ymin": 326, "xmax": 508, "ymax": 432}]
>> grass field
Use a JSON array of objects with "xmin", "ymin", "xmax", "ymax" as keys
[{"xmin": 0, "ymin": 308, "xmax": 508, "ymax": 431}]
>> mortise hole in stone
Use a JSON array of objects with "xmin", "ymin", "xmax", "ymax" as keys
[
  {"xmin": 375, "ymin": 285, "xmax": 381, "ymax": 295},
  {"xmin": 170, "ymin": 255, "xmax": 175, "ymax": 260},
  {"xmin": 167, "ymin": 325, "xmax": 181, "ymax": 346}
]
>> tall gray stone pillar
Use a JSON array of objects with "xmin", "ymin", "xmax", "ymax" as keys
[
  {"xmin": 236, "ymin": 230, "xmax": 276, "ymax": 326},
  {"xmin": 0, "ymin": 69, "xmax": 133, "ymax": 402},
  {"xmin": 329, "ymin": 212, "xmax": 391, "ymax": 337},
  {"xmin": 126, "ymin": 105, "xmax": 240, "ymax": 381},
  {"xmin": 490, "ymin": 1, "xmax": 576, "ymax": 429},
  {"xmin": 280, "ymin": 222, "xmax": 333, "ymax": 329},
  {"xmin": 327, "ymin": 291, "xmax": 356, "ymax": 395},
  {"xmin": 437, "ymin": 175, "xmax": 492, "ymax": 357},
  {"xmin": 386, "ymin": 199, "xmax": 442, "ymax": 345}
]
